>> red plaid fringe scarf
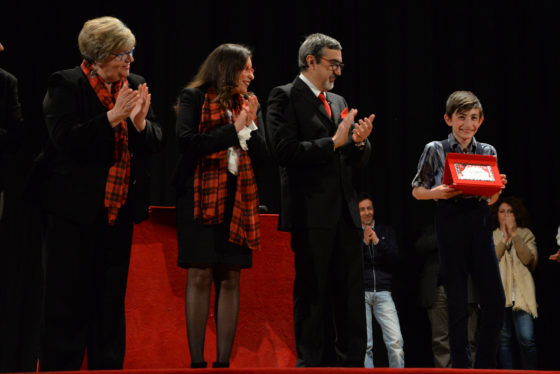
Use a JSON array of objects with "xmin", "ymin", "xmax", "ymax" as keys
[
  {"xmin": 81, "ymin": 60, "xmax": 131, "ymax": 225},
  {"xmin": 193, "ymin": 88, "xmax": 261, "ymax": 251}
]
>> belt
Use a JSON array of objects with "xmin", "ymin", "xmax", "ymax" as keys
[{"xmin": 438, "ymin": 196, "xmax": 489, "ymax": 206}]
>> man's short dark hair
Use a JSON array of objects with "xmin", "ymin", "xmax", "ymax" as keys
[
  {"xmin": 298, "ymin": 33, "xmax": 342, "ymax": 72},
  {"xmin": 358, "ymin": 192, "xmax": 373, "ymax": 205}
]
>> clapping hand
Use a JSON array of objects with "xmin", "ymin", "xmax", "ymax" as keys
[
  {"xmin": 108, "ymin": 87, "xmax": 138, "ymax": 127},
  {"xmin": 332, "ymin": 108, "xmax": 357, "ymax": 149},
  {"xmin": 549, "ymin": 249, "xmax": 560, "ymax": 263},
  {"xmin": 352, "ymin": 114, "xmax": 374, "ymax": 144},
  {"xmin": 129, "ymin": 83, "xmax": 151, "ymax": 132},
  {"xmin": 500, "ymin": 210, "xmax": 517, "ymax": 244},
  {"xmin": 364, "ymin": 226, "xmax": 379, "ymax": 245},
  {"xmin": 234, "ymin": 95, "xmax": 258, "ymax": 132}
]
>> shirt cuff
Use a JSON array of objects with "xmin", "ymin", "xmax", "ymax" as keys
[{"xmin": 237, "ymin": 120, "xmax": 257, "ymax": 151}]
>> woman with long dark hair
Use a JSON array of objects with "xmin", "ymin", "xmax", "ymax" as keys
[{"xmin": 174, "ymin": 44, "xmax": 266, "ymax": 368}]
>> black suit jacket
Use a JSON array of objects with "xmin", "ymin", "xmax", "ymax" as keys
[
  {"xmin": 0, "ymin": 68, "xmax": 24, "ymax": 191},
  {"xmin": 173, "ymin": 86, "xmax": 267, "ymax": 195},
  {"xmin": 266, "ymin": 76, "xmax": 371, "ymax": 231},
  {"xmin": 363, "ymin": 223, "xmax": 400, "ymax": 292},
  {"xmin": 38, "ymin": 66, "xmax": 162, "ymax": 225}
]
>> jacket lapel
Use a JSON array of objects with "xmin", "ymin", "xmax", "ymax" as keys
[
  {"xmin": 326, "ymin": 92, "xmax": 342, "ymax": 125},
  {"xmin": 293, "ymin": 77, "xmax": 335, "ymax": 129}
]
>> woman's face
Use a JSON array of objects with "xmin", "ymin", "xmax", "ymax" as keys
[
  {"xmin": 95, "ymin": 46, "xmax": 134, "ymax": 83},
  {"xmin": 232, "ymin": 57, "xmax": 254, "ymax": 95},
  {"xmin": 498, "ymin": 202, "xmax": 515, "ymax": 227}
]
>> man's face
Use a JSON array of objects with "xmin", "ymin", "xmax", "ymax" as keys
[
  {"xmin": 306, "ymin": 47, "xmax": 342, "ymax": 92},
  {"xmin": 359, "ymin": 199, "xmax": 374, "ymax": 226},
  {"xmin": 444, "ymin": 108, "xmax": 484, "ymax": 146}
]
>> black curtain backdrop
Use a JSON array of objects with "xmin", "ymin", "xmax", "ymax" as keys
[{"xmin": 1, "ymin": 1, "xmax": 559, "ymax": 370}]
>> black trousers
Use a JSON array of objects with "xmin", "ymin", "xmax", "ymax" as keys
[
  {"xmin": 39, "ymin": 204, "xmax": 133, "ymax": 371},
  {"xmin": 290, "ymin": 210, "xmax": 365, "ymax": 367},
  {"xmin": 0, "ymin": 189, "xmax": 43, "ymax": 373},
  {"xmin": 435, "ymin": 199, "xmax": 505, "ymax": 369}
]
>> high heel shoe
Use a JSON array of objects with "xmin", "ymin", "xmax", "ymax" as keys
[
  {"xmin": 190, "ymin": 361, "xmax": 207, "ymax": 368},
  {"xmin": 212, "ymin": 361, "xmax": 229, "ymax": 368}
]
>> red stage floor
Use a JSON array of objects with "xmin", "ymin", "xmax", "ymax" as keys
[
  {"xmin": 11, "ymin": 209, "xmax": 558, "ymax": 373},
  {"xmin": 35, "ymin": 368, "xmax": 560, "ymax": 374}
]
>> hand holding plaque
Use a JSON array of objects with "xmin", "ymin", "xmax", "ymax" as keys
[{"xmin": 442, "ymin": 153, "xmax": 504, "ymax": 197}]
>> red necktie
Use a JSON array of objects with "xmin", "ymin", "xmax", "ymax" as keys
[{"xmin": 318, "ymin": 92, "xmax": 331, "ymax": 118}]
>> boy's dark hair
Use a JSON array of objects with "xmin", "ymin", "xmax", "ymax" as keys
[
  {"xmin": 445, "ymin": 90, "xmax": 484, "ymax": 118},
  {"xmin": 358, "ymin": 192, "xmax": 373, "ymax": 205}
]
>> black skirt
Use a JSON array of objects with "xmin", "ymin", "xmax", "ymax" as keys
[{"xmin": 176, "ymin": 172, "xmax": 252, "ymax": 269}]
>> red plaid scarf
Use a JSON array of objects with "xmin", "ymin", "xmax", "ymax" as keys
[
  {"xmin": 193, "ymin": 88, "xmax": 261, "ymax": 251},
  {"xmin": 81, "ymin": 60, "xmax": 131, "ymax": 225}
]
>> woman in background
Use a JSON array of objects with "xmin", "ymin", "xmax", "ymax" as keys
[
  {"xmin": 174, "ymin": 44, "xmax": 266, "ymax": 368},
  {"xmin": 491, "ymin": 196, "xmax": 538, "ymax": 369}
]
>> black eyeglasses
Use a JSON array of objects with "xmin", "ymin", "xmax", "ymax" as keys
[
  {"xmin": 320, "ymin": 57, "xmax": 344, "ymax": 72},
  {"xmin": 111, "ymin": 47, "xmax": 135, "ymax": 61}
]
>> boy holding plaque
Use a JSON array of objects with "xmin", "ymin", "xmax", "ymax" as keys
[{"xmin": 411, "ymin": 91, "xmax": 507, "ymax": 368}]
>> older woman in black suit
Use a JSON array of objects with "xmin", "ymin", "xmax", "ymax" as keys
[
  {"xmin": 40, "ymin": 16, "xmax": 162, "ymax": 371},
  {"xmin": 174, "ymin": 44, "xmax": 266, "ymax": 368}
]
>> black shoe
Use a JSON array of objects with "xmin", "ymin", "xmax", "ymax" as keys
[
  {"xmin": 212, "ymin": 362, "xmax": 229, "ymax": 368},
  {"xmin": 190, "ymin": 361, "xmax": 207, "ymax": 368}
]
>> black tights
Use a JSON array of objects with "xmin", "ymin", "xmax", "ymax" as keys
[{"xmin": 185, "ymin": 264, "xmax": 241, "ymax": 364}]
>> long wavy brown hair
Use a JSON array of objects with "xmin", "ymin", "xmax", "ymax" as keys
[{"xmin": 186, "ymin": 43, "xmax": 252, "ymax": 110}]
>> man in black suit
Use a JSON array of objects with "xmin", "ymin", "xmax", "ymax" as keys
[
  {"xmin": 266, "ymin": 33, "xmax": 374, "ymax": 367},
  {"xmin": 1, "ymin": 41, "xmax": 40, "ymax": 374},
  {"xmin": 0, "ymin": 42, "xmax": 24, "ymax": 219}
]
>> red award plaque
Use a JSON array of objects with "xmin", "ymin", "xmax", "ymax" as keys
[{"xmin": 442, "ymin": 153, "xmax": 503, "ymax": 196}]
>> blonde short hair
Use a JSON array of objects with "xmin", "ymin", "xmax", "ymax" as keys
[{"xmin": 78, "ymin": 16, "xmax": 135, "ymax": 62}]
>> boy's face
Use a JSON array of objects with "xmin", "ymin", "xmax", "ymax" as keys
[{"xmin": 444, "ymin": 108, "xmax": 484, "ymax": 145}]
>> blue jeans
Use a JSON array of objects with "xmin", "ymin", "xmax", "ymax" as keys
[
  {"xmin": 498, "ymin": 307, "xmax": 537, "ymax": 369},
  {"xmin": 364, "ymin": 291, "xmax": 405, "ymax": 368}
]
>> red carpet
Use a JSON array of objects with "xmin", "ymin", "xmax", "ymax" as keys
[
  {"xmin": 124, "ymin": 208, "xmax": 296, "ymax": 369},
  {"xmin": 37, "ymin": 368, "xmax": 560, "ymax": 374}
]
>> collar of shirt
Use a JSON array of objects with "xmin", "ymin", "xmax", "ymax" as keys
[
  {"xmin": 299, "ymin": 73, "xmax": 322, "ymax": 98},
  {"xmin": 448, "ymin": 132, "xmax": 479, "ymax": 153},
  {"xmin": 361, "ymin": 221, "xmax": 375, "ymax": 231}
]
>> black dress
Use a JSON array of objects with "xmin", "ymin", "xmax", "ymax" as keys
[{"xmin": 174, "ymin": 86, "xmax": 267, "ymax": 269}]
